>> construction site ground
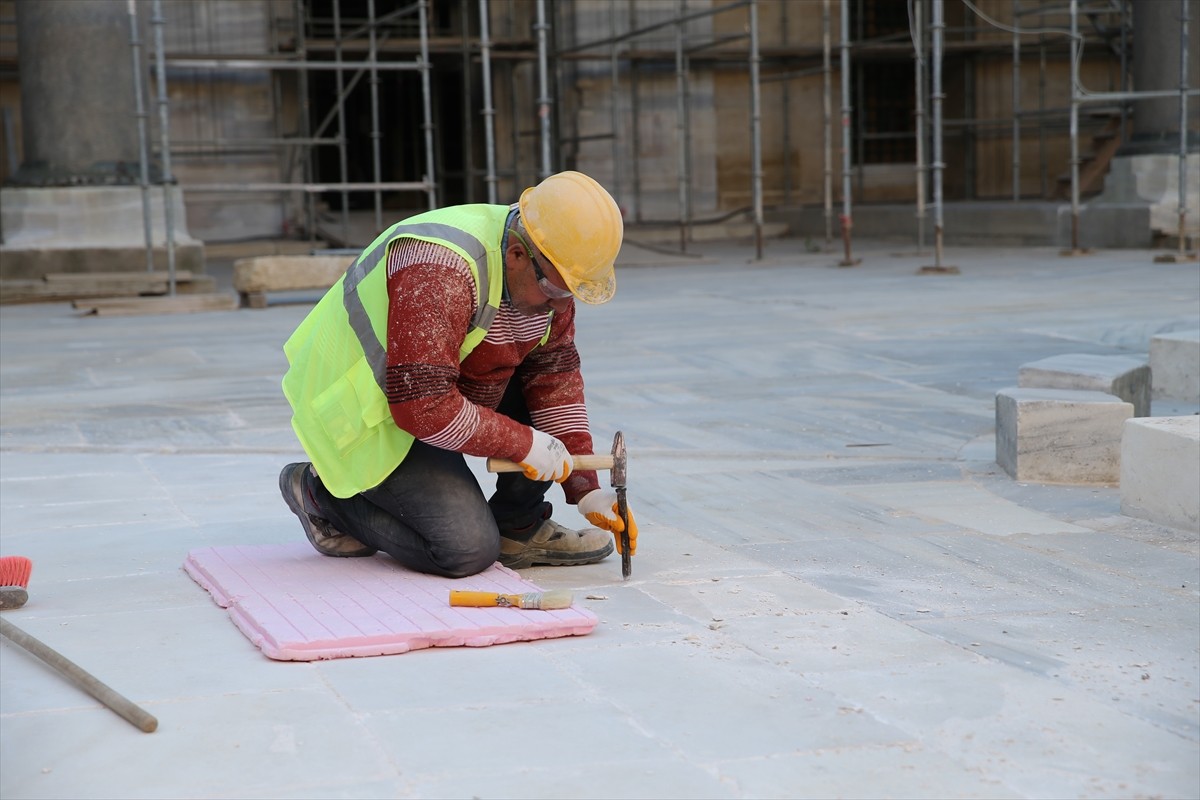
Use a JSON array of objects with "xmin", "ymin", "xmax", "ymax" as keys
[{"xmin": 1, "ymin": 237, "xmax": 1198, "ymax": 799}]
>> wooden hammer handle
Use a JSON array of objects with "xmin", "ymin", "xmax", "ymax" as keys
[
  {"xmin": 486, "ymin": 454, "xmax": 614, "ymax": 473},
  {"xmin": 0, "ymin": 616, "xmax": 158, "ymax": 733}
]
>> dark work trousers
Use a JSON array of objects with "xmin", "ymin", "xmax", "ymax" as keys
[{"xmin": 306, "ymin": 380, "xmax": 552, "ymax": 577}]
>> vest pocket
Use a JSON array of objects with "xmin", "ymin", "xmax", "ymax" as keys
[{"xmin": 312, "ymin": 357, "xmax": 390, "ymax": 454}]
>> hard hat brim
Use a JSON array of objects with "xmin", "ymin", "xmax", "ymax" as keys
[{"xmin": 570, "ymin": 271, "xmax": 616, "ymax": 305}]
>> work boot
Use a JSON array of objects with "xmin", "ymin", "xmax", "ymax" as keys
[
  {"xmin": 499, "ymin": 518, "xmax": 614, "ymax": 569},
  {"xmin": 279, "ymin": 463, "xmax": 377, "ymax": 558}
]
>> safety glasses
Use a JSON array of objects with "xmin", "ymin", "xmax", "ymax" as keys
[{"xmin": 509, "ymin": 228, "xmax": 574, "ymax": 300}]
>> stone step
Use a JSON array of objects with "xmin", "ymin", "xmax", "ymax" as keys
[
  {"xmin": 1150, "ymin": 330, "xmax": 1199, "ymax": 403},
  {"xmin": 996, "ymin": 387, "xmax": 1133, "ymax": 484},
  {"xmin": 1018, "ymin": 353, "xmax": 1151, "ymax": 417},
  {"xmin": 1120, "ymin": 416, "xmax": 1200, "ymax": 531}
]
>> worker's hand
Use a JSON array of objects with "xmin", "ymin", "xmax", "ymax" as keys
[
  {"xmin": 578, "ymin": 489, "xmax": 638, "ymax": 555},
  {"xmin": 518, "ymin": 429, "xmax": 573, "ymax": 483}
]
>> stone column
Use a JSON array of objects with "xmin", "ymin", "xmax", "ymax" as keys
[
  {"xmin": 1122, "ymin": 0, "xmax": 1199, "ymax": 156},
  {"xmin": 1, "ymin": 0, "xmax": 202, "ymax": 280},
  {"xmin": 11, "ymin": 0, "xmax": 143, "ymax": 185}
]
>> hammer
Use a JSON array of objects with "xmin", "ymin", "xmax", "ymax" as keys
[{"xmin": 486, "ymin": 431, "xmax": 632, "ymax": 579}]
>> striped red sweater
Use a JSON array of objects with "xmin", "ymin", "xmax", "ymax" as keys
[{"xmin": 383, "ymin": 238, "xmax": 600, "ymax": 504}]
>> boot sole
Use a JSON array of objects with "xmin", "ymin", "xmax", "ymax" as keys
[
  {"xmin": 499, "ymin": 542, "xmax": 614, "ymax": 570},
  {"xmin": 279, "ymin": 464, "xmax": 376, "ymax": 558}
]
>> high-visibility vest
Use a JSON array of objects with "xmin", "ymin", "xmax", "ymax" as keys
[{"xmin": 282, "ymin": 204, "xmax": 521, "ymax": 498}]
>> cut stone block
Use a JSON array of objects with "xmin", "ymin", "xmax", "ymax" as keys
[
  {"xmin": 995, "ymin": 387, "xmax": 1133, "ymax": 484},
  {"xmin": 1150, "ymin": 330, "xmax": 1199, "ymax": 402},
  {"xmin": 232, "ymin": 254, "xmax": 354, "ymax": 308},
  {"xmin": 1120, "ymin": 416, "xmax": 1200, "ymax": 532},
  {"xmin": 1019, "ymin": 353, "xmax": 1151, "ymax": 417}
]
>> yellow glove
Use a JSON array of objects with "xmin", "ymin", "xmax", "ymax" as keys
[
  {"xmin": 517, "ymin": 429, "xmax": 572, "ymax": 483},
  {"xmin": 578, "ymin": 489, "xmax": 638, "ymax": 555}
]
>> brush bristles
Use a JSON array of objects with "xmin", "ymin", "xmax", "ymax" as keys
[
  {"xmin": 0, "ymin": 556, "xmax": 31, "ymax": 589},
  {"xmin": 518, "ymin": 590, "xmax": 573, "ymax": 610}
]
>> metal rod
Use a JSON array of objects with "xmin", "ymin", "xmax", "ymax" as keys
[
  {"xmin": 839, "ymin": 0, "xmax": 855, "ymax": 265},
  {"xmin": 676, "ymin": 0, "xmax": 690, "ymax": 252},
  {"xmin": 1077, "ymin": 89, "xmax": 1200, "ymax": 102},
  {"xmin": 749, "ymin": 0, "xmax": 763, "ymax": 259},
  {"xmin": 180, "ymin": 182, "xmax": 429, "ymax": 193},
  {"xmin": 780, "ymin": 1, "xmax": 792, "ymax": 203},
  {"xmin": 127, "ymin": 0, "xmax": 154, "ymax": 273},
  {"xmin": 460, "ymin": 0, "xmax": 474, "ymax": 204},
  {"xmin": 535, "ymin": 0, "xmax": 552, "ymax": 177},
  {"xmin": 932, "ymin": 0, "xmax": 945, "ymax": 267},
  {"xmin": 551, "ymin": 0, "xmax": 566, "ymax": 177},
  {"xmin": 823, "ymin": 0, "xmax": 833, "ymax": 249},
  {"xmin": 419, "ymin": 0, "xmax": 436, "ymax": 208},
  {"xmin": 151, "ymin": 0, "xmax": 176, "ymax": 296},
  {"xmin": 630, "ymin": 0, "xmax": 643, "ymax": 223},
  {"xmin": 165, "ymin": 58, "xmax": 422, "ymax": 71},
  {"xmin": 610, "ymin": 8, "xmax": 621, "ymax": 211},
  {"xmin": 1012, "ymin": 0, "xmax": 1021, "ymax": 201},
  {"xmin": 1069, "ymin": 0, "xmax": 1080, "ymax": 251},
  {"xmin": 1177, "ymin": 0, "xmax": 1191, "ymax": 257},
  {"xmin": 914, "ymin": 0, "xmax": 927, "ymax": 253},
  {"xmin": 269, "ymin": 5, "xmax": 288, "ymax": 241},
  {"xmin": 480, "ymin": 0, "xmax": 498, "ymax": 204},
  {"xmin": 367, "ymin": 0, "xmax": 383, "ymax": 231},
  {"xmin": 1039, "ymin": 35, "xmax": 1047, "ymax": 197},
  {"xmin": 296, "ymin": 0, "xmax": 315, "ymax": 245},
  {"xmin": 333, "ymin": 0, "xmax": 351, "ymax": 241}
]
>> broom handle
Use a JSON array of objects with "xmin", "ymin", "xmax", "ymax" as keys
[{"xmin": 0, "ymin": 617, "xmax": 158, "ymax": 733}]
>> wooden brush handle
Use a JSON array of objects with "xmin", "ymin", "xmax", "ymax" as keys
[
  {"xmin": 0, "ymin": 617, "xmax": 158, "ymax": 733},
  {"xmin": 449, "ymin": 590, "xmax": 510, "ymax": 607},
  {"xmin": 486, "ymin": 454, "xmax": 614, "ymax": 473}
]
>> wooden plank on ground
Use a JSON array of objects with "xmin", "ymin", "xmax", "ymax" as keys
[
  {"xmin": 2, "ymin": 272, "xmax": 216, "ymax": 304},
  {"xmin": 73, "ymin": 293, "xmax": 239, "ymax": 316},
  {"xmin": 43, "ymin": 270, "xmax": 197, "ymax": 283},
  {"xmin": 3, "ymin": 278, "xmax": 167, "ymax": 303}
]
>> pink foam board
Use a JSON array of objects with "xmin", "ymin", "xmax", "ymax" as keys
[{"xmin": 183, "ymin": 543, "xmax": 597, "ymax": 661}]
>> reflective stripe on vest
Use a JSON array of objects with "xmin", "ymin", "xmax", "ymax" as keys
[{"xmin": 343, "ymin": 221, "xmax": 496, "ymax": 393}]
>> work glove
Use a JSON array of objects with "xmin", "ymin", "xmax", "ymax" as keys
[
  {"xmin": 518, "ymin": 429, "xmax": 573, "ymax": 483},
  {"xmin": 578, "ymin": 489, "xmax": 638, "ymax": 555}
]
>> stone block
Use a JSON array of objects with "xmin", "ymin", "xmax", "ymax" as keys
[
  {"xmin": 0, "ymin": 186, "xmax": 204, "ymax": 281},
  {"xmin": 995, "ymin": 387, "xmax": 1133, "ymax": 484},
  {"xmin": 1150, "ymin": 330, "xmax": 1199, "ymax": 402},
  {"xmin": 1120, "ymin": 416, "xmax": 1200, "ymax": 531},
  {"xmin": 232, "ymin": 255, "xmax": 354, "ymax": 307},
  {"xmin": 1018, "ymin": 353, "xmax": 1151, "ymax": 416}
]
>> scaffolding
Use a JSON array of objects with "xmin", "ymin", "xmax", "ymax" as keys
[{"xmin": 114, "ymin": 0, "xmax": 1196, "ymax": 269}]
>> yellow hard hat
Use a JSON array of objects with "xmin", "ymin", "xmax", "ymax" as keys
[{"xmin": 518, "ymin": 171, "xmax": 623, "ymax": 305}]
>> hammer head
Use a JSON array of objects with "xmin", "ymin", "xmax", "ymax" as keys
[{"xmin": 609, "ymin": 431, "xmax": 626, "ymax": 488}]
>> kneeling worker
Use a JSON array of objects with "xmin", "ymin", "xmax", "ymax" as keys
[{"xmin": 278, "ymin": 171, "xmax": 638, "ymax": 578}]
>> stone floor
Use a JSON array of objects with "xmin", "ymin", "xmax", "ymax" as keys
[{"xmin": 1, "ymin": 238, "xmax": 1198, "ymax": 799}]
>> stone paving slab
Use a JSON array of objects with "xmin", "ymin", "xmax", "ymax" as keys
[{"xmin": 1, "ymin": 241, "xmax": 1198, "ymax": 799}]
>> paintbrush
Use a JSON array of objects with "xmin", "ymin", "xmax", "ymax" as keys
[{"xmin": 448, "ymin": 589, "xmax": 573, "ymax": 610}]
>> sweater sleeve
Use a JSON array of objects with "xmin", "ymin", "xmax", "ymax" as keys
[
  {"xmin": 383, "ymin": 244, "xmax": 531, "ymax": 463},
  {"xmin": 516, "ymin": 302, "xmax": 602, "ymax": 504}
]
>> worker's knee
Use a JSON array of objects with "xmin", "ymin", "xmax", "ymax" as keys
[{"xmin": 430, "ymin": 540, "xmax": 499, "ymax": 579}]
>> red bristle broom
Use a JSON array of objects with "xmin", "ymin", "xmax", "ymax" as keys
[
  {"xmin": 0, "ymin": 555, "xmax": 32, "ymax": 610},
  {"xmin": 0, "ymin": 555, "xmax": 157, "ymax": 732}
]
